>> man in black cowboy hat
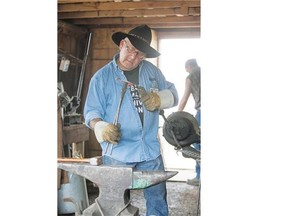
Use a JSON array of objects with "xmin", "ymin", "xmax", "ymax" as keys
[{"xmin": 84, "ymin": 25, "xmax": 178, "ymax": 215}]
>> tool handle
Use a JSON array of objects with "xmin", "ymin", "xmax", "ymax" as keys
[
  {"xmin": 58, "ymin": 158, "xmax": 90, "ymax": 163},
  {"xmin": 113, "ymin": 82, "xmax": 128, "ymax": 125}
]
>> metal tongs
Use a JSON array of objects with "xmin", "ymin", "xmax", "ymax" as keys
[{"xmin": 105, "ymin": 80, "xmax": 128, "ymax": 154}]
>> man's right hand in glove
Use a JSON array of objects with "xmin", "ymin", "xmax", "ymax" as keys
[{"xmin": 92, "ymin": 120, "xmax": 121, "ymax": 144}]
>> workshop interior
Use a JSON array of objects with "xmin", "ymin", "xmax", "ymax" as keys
[{"xmin": 57, "ymin": 1, "xmax": 201, "ymax": 215}]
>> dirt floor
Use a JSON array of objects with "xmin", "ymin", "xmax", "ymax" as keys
[
  {"xmin": 58, "ymin": 180, "xmax": 200, "ymax": 216},
  {"xmin": 129, "ymin": 181, "xmax": 200, "ymax": 216}
]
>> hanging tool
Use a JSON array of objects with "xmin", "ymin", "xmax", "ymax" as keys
[
  {"xmin": 58, "ymin": 32, "xmax": 92, "ymax": 126},
  {"xmin": 77, "ymin": 32, "xmax": 92, "ymax": 100}
]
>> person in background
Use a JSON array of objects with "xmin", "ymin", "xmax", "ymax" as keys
[
  {"xmin": 84, "ymin": 24, "xmax": 178, "ymax": 216},
  {"xmin": 178, "ymin": 58, "xmax": 201, "ymax": 186}
]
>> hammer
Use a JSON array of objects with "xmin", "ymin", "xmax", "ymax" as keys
[{"xmin": 57, "ymin": 156, "xmax": 102, "ymax": 166}]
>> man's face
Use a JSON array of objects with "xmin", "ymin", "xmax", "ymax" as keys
[
  {"xmin": 118, "ymin": 38, "xmax": 146, "ymax": 71},
  {"xmin": 186, "ymin": 65, "xmax": 193, "ymax": 73}
]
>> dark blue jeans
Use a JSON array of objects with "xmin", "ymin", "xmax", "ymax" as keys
[
  {"xmin": 102, "ymin": 155, "xmax": 168, "ymax": 216},
  {"xmin": 194, "ymin": 110, "xmax": 201, "ymax": 179}
]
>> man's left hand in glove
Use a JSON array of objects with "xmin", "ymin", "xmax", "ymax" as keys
[{"xmin": 138, "ymin": 87, "xmax": 175, "ymax": 112}]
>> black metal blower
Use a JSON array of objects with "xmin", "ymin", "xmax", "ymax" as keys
[{"xmin": 160, "ymin": 110, "xmax": 201, "ymax": 161}]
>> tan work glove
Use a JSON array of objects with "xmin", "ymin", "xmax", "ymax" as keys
[
  {"xmin": 138, "ymin": 87, "xmax": 161, "ymax": 111},
  {"xmin": 93, "ymin": 121, "xmax": 121, "ymax": 144}
]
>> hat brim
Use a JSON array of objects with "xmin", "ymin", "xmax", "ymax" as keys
[{"xmin": 112, "ymin": 32, "xmax": 160, "ymax": 58}]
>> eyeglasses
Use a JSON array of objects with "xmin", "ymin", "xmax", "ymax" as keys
[{"xmin": 123, "ymin": 39, "xmax": 146, "ymax": 59}]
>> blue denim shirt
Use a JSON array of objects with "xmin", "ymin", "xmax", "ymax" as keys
[{"xmin": 84, "ymin": 54, "xmax": 178, "ymax": 163}]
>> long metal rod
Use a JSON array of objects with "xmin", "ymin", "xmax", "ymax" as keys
[{"xmin": 76, "ymin": 32, "xmax": 92, "ymax": 99}]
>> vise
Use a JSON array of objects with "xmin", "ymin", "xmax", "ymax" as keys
[{"xmin": 58, "ymin": 162, "xmax": 178, "ymax": 216}]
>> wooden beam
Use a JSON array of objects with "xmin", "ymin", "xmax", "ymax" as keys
[
  {"xmin": 58, "ymin": 0, "xmax": 131, "ymax": 3},
  {"xmin": 157, "ymin": 29, "xmax": 200, "ymax": 38},
  {"xmin": 83, "ymin": 23, "xmax": 200, "ymax": 29},
  {"xmin": 62, "ymin": 124, "xmax": 89, "ymax": 145},
  {"xmin": 58, "ymin": 20, "xmax": 88, "ymax": 34},
  {"xmin": 70, "ymin": 15, "xmax": 199, "ymax": 25},
  {"xmin": 58, "ymin": 0, "xmax": 199, "ymax": 4},
  {"xmin": 148, "ymin": 23, "xmax": 200, "ymax": 29},
  {"xmin": 58, "ymin": 1, "xmax": 200, "ymax": 12},
  {"xmin": 58, "ymin": 7, "xmax": 200, "ymax": 19}
]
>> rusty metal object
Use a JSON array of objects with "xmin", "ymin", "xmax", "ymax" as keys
[{"xmin": 57, "ymin": 163, "xmax": 178, "ymax": 216}]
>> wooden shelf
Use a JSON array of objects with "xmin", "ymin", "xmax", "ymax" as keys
[{"xmin": 62, "ymin": 124, "xmax": 89, "ymax": 145}]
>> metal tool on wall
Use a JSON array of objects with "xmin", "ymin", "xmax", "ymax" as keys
[
  {"xmin": 58, "ymin": 31, "xmax": 92, "ymax": 126},
  {"xmin": 77, "ymin": 32, "xmax": 92, "ymax": 101}
]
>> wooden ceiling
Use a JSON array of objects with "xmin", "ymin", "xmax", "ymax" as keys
[{"xmin": 58, "ymin": 0, "xmax": 200, "ymax": 30}]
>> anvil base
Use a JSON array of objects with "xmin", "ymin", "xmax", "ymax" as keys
[{"xmin": 82, "ymin": 202, "xmax": 139, "ymax": 216}]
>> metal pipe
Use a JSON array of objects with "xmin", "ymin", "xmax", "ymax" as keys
[{"xmin": 76, "ymin": 32, "xmax": 92, "ymax": 99}]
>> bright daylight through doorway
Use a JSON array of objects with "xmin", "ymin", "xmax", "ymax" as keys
[{"xmin": 158, "ymin": 38, "xmax": 201, "ymax": 181}]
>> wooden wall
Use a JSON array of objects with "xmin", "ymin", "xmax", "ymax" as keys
[{"xmin": 58, "ymin": 21, "xmax": 88, "ymax": 99}]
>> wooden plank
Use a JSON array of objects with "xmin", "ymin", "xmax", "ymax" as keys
[
  {"xmin": 58, "ymin": 7, "xmax": 200, "ymax": 19},
  {"xmin": 58, "ymin": 1, "xmax": 200, "ymax": 12},
  {"xmin": 58, "ymin": 20, "xmax": 88, "ymax": 35},
  {"xmin": 124, "ymin": 16, "xmax": 199, "ymax": 24},
  {"xmin": 85, "ymin": 23, "xmax": 200, "ymax": 29},
  {"xmin": 58, "ymin": 0, "xmax": 199, "ymax": 4},
  {"xmin": 62, "ymin": 124, "xmax": 90, "ymax": 145},
  {"xmin": 71, "ymin": 16, "xmax": 200, "ymax": 25},
  {"xmin": 92, "ymin": 27, "xmax": 123, "ymax": 48},
  {"xmin": 92, "ymin": 48, "xmax": 114, "ymax": 59},
  {"xmin": 59, "ymin": 0, "xmax": 133, "ymax": 3},
  {"xmin": 57, "ymin": 97, "xmax": 63, "ymax": 189},
  {"xmin": 158, "ymin": 29, "xmax": 200, "ymax": 38}
]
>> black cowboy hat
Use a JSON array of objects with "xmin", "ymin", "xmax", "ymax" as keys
[{"xmin": 112, "ymin": 25, "xmax": 160, "ymax": 58}]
